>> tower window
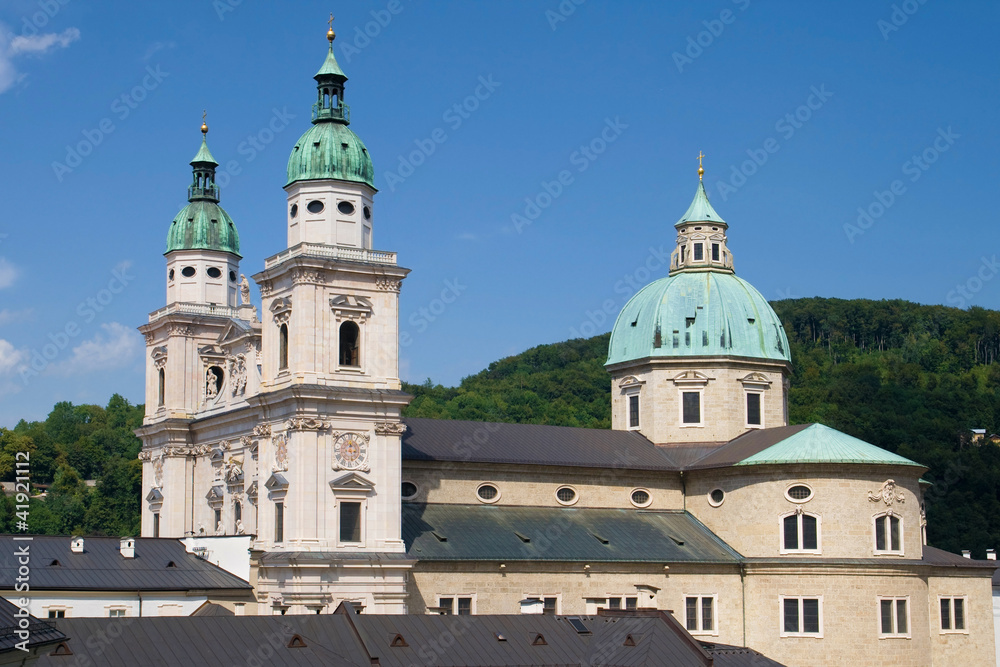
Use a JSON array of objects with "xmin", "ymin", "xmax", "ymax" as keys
[
  {"xmin": 279, "ymin": 324, "xmax": 289, "ymax": 371},
  {"xmin": 290, "ymin": 204, "xmax": 298, "ymax": 218},
  {"xmin": 693, "ymin": 244, "xmax": 704, "ymax": 261},
  {"xmin": 274, "ymin": 502, "xmax": 284, "ymax": 543},
  {"xmin": 680, "ymin": 245, "xmax": 686, "ymax": 262},
  {"xmin": 337, "ymin": 201, "xmax": 356, "ymax": 215},
  {"xmin": 157, "ymin": 368, "xmax": 165, "ymax": 407},
  {"xmin": 168, "ymin": 269, "xmax": 175, "ymax": 281},
  {"xmin": 340, "ymin": 502, "xmax": 362, "ymax": 543},
  {"xmin": 363, "ymin": 206, "xmax": 371, "ymax": 220},
  {"xmin": 682, "ymin": 392, "xmax": 701, "ymax": 424},
  {"xmin": 229, "ymin": 270, "xmax": 237, "ymax": 283},
  {"xmin": 339, "ymin": 321, "xmax": 360, "ymax": 367},
  {"xmin": 181, "ymin": 266, "xmax": 196, "ymax": 278},
  {"xmin": 711, "ymin": 243, "xmax": 720, "ymax": 261},
  {"xmin": 306, "ymin": 200, "xmax": 324, "ymax": 214},
  {"xmin": 207, "ymin": 267, "xmax": 222, "ymax": 279},
  {"xmin": 746, "ymin": 393, "xmax": 762, "ymax": 426},
  {"xmin": 628, "ymin": 395, "xmax": 639, "ymax": 428}
]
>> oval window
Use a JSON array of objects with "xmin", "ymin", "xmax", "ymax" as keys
[
  {"xmin": 555, "ymin": 486, "xmax": 577, "ymax": 505},
  {"xmin": 786, "ymin": 484, "xmax": 813, "ymax": 502},
  {"xmin": 306, "ymin": 200, "xmax": 324, "ymax": 214},
  {"xmin": 290, "ymin": 203, "xmax": 298, "ymax": 218},
  {"xmin": 229, "ymin": 270, "xmax": 237, "ymax": 283},
  {"xmin": 630, "ymin": 489, "xmax": 651, "ymax": 507},
  {"xmin": 363, "ymin": 205, "xmax": 371, "ymax": 220},
  {"xmin": 181, "ymin": 266, "xmax": 196, "ymax": 278},
  {"xmin": 477, "ymin": 483, "xmax": 499, "ymax": 503},
  {"xmin": 168, "ymin": 269, "xmax": 175, "ymax": 281},
  {"xmin": 708, "ymin": 488, "xmax": 725, "ymax": 507},
  {"xmin": 401, "ymin": 481, "xmax": 417, "ymax": 499},
  {"xmin": 337, "ymin": 200, "xmax": 355, "ymax": 215},
  {"xmin": 207, "ymin": 267, "xmax": 222, "ymax": 279}
]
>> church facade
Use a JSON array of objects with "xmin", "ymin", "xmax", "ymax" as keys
[{"xmin": 136, "ymin": 27, "xmax": 995, "ymax": 667}]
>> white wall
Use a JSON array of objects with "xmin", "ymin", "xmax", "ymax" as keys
[
  {"xmin": 181, "ymin": 535, "xmax": 252, "ymax": 582},
  {"xmin": 3, "ymin": 592, "xmax": 206, "ymax": 618}
]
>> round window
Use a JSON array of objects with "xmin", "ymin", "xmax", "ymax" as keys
[
  {"xmin": 337, "ymin": 200, "xmax": 356, "ymax": 215},
  {"xmin": 181, "ymin": 266, "xmax": 196, "ymax": 278},
  {"xmin": 786, "ymin": 484, "xmax": 813, "ymax": 502},
  {"xmin": 363, "ymin": 205, "xmax": 371, "ymax": 220},
  {"xmin": 401, "ymin": 481, "xmax": 417, "ymax": 499},
  {"xmin": 207, "ymin": 267, "xmax": 222, "ymax": 279},
  {"xmin": 555, "ymin": 486, "xmax": 577, "ymax": 505},
  {"xmin": 229, "ymin": 270, "xmax": 237, "ymax": 283},
  {"xmin": 708, "ymin": 488, "xmax": 725, "ymax": 507},
  {"xmin": 306, "ymin": 200, "xmax": 324, "ymax": 214},
  {"xmin": 477, "ymin": 483, "xmax": 499, "ymax": 503},
  {"xmin": 630, "ymin": 489, "xmax": 651, "ymax": 507},
  {"xmin": 168, "ymin": 269, "xmax": 175, "ymax": 281},
  {"xmin": 290, "ymin": 203, "xmax": 298, "ymax": 218}
]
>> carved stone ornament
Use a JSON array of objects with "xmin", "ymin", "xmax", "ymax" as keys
[
  {"xmin": 374, "ymin": 422, "xmax": 407, "ymax": 436},
  {"xmin": 292, "ymin": 269, "xmax": 323, "ymax": 285},
  {"xmin": 168, "ymin": 324, "xmax": 193, "ymax": 336},
  {"xmin": 144, "ymin": 332, "xmax": 155, "ymax": 345},
  {"xmin": 231, "ymin": 354, "xmax": 248, "ymax": 396},
  {"xmin": 152, "ymin": 454, "xmax": 164, "ymax": 488},
  {"xmin": 272, "ymin": 433, "xmax": 288, "ymax": 472},
  {"xmin": 269, "ymin": 297, "xmax": 292, "ymax": 325},
  {"xmin": 225, "ymin": 458, "xmax": 244, "ymax": 484},
  {"xmin": 220, "ymin": 440, "xmax": 232, "ymax": 451},
  {"xmin": 253, "ymin": 423, "xmax": 272, "ymax": 438},
  {"xmin": 151, "ymin": 346, "xmax": 168, "ymax": 369},
  {"xmin": 375, "ymin": 277, "xmax": 402, "ymax": 293},
  {"xmin": 258, "ymin": 279, "xmax": 273, "ymax": 297},
  {"xmin": 138, "ymin": 450, "xmax": 152, "ymax": 462},
  {"xmin": 159, "ymin": 444, "xmax": 210, "ymax": 459},
  {"xmin": 330, "ymin": 295, "xmax": 374, "ymax": 323},
  {"xmin": 240, "ymin": 435, "xmax": 252, "ymax": 448},
  {"xmin": 868, "ymin": 479, "xmax": 905, "ymax": 506},
  {"xmin": 286, "ymin": 417, "xmax": 330, "ymax": 431}
]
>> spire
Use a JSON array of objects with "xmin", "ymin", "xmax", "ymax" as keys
[
  {"xmin": 188, "ymin": 115, "xmax": 219, "ymax": 202},
  {"xmin": 312, "ymin": 15, "xmax": 350, "ymax": 125},
  {"xmin": 670, "ymin": 158, "xmax": 734, "ymax": 275},
  {"xmin": 676, "ymin": 156, "xmax": 724, "ymax": 227}
]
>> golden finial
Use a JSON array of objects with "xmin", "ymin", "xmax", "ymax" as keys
[
  {"xmin": 201, "ymin": 110, "xmax": 208, "ymax": 135},
  {"xmin": 327, "ymin": 13, "xmax": 336, "ymax": 42},
  {"xmin": 697, "ymin": 151, "xmax": 705, "ymax": 180}
]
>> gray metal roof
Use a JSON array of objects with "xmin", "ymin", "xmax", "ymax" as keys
[
  {"xmin": 0, "ymin": 597, "xmax": 65, "ymax": 654},
  {"xmin": 676, "ymin": 424, "xmax": 811, "ymax": 470},
  {"xmin": 0, "ymin": 536, "xmax": 252, "ymax": 592},
  {"xmin": 403, "ymin": 504, "xmax": 742, "ymax": 563}
]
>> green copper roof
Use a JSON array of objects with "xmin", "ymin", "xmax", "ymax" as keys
[
  {"xmin": 676, "ymin": 180, "xmax": 725, "ymax": 227},
  {"xmin": 286, "ymin": 121, "xmax": 375, "ymax": 188},
  {"xmin": 190, "ymin": 138, "xmax": 218, "ymax": 166},
  {"xmin": 606, "ymin": 271, "xmax": 790, "ymax": 366},
  {"xmin": 735, "ymin": 424, "xmax": 922, "ymax": 467},
  {"xmin": 315, "ymin": 45, "xmax": 347, "ymax": 80},
  {"xmin": 166, "ymin": 200, "xmax": 241, "ymax": 256}
]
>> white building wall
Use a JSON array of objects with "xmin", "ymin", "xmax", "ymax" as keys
[{"xmin": 4, "ymin": 592, "xmax": 207, "ymax": 618}]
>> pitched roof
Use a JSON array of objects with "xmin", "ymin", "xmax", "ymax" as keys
[
  {"xmin": 0, "ymin": 597, "xmax": 65, "ymax": 654},
  {"xmin": 403, "ymin": 504, "xmax": 742, "ymax": 564},
  {"xmin": 733, "ymin": 423, "xmax": 923, "ymax": 468},
  {"xmin": 0, "ymin": 536, "xmax": 252, "ymax": 592},
  {"xmin": 920, "ymin": 545, "xmax": 999, "ymax": 570}
]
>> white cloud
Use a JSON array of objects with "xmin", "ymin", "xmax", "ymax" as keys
[
  {"xmin": 0, "ymin": 308, "xmax": 33, "ymax": 326},
  {"xmin": 0, "ymin": 258, "xmax": 17, "ymax": 289},
  {"xmin": 142, "ymin": 40, "xmax": 175, "ymax": 62},
  {"xmin": 53, "ymin": 322, "xmax": 140, "ymax": 375},
  {"xmin": 0, "ymin": 339, "xmax": 23, "ymax": 374},
  {"xmin": 0, "ymin": 26, "xmax": 80, "ymax": 94}
]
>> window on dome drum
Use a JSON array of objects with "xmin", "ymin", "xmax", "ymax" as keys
[
  {"xmin": 782, "ymin": 597, "xmax": 821, "ymax": 636},
  {"xmin": 306, "ymin": 200, "xmax": 324, "ymax": 214},
  {"xmin": 685, "ymin": 596, "xmax": 716, "ymax": 634},
  {"xmin": 940, "ymin": 597, "xmax": 966, "ymax": 632},
  {"xmin": 181, "ymin": 266, "xmax": 196, "ymax": 278},
  {"xmin": 746, "ymin": 392, "xmax": 762, "ymax": 426},
  {"xmin": 879, "ymin": 597, "xmax": 909, "ymax": 637},
  {"xmin": 401, "ymin": 481, "xmax": 418, "ymax": 499},
  {"xmin": 477, "ymin": 484, "xmax": 499, "ymax": 502},
  {"xmin": 874, "ymin": 513, "xmax": 902, "ymax": 553},
  {"xmin": 680, "ymin": 245, "xmax": 686, "ymax": 262},
  {"xmin": 157, "ymin": 369, "xmax": 165, "ymax": 407},
  {"xmin": 782, "ymin": 512, "xmax": 819, "ymax": 552},
  {"xmin": 207, "ymin": 267, "xmax": 222, "ymax": 279},
  {"xmin": 556, "ymin": 486, "xmax": 577, "ymax": 504},
  {"xmin": 279, "ymin": 324, "xmax": 288, "ymax": 370},
  {"xmin": 339, "ymin": 321, "xmax": 360, "ymax": 367},
  {"xmin": 340, "ymin": 502, "xmax": 362, "ymax": 543},
  {"xmin": 694, "ymin": 243, "xmax": 704, "ymax": 261},
  {"xmin": 628, "ymin": 395, "xmax": 639, "ymax": 428},
  {"xmin": 274, "ymin": 502, "xmax": 284, "ymax": 543},
  {"xmin": 682, "ymin": 392, "xmax": 701, "ymax": 424},
  {"xmin": 711, "ymin": 243, "xmax": 720, "ymax": 261},
  {"xmin": 290, "ymin": 203, "xmax": 298, "ymax": 218},
  {"xmin": 337, "ymin": 200, "xmax": 356, "ymax": 215},
  {"xmin": 631, "ymin": 489, "xmax": 651, "ymax": 507}
]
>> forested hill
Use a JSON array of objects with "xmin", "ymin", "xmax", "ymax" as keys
[
  {"xmin": 5, "ymin": 298, "xmax": 1000, "ymax": 555},
  {"xmin": 403, "ymin": 298, "xmax": 1000, "ymax": 556}
]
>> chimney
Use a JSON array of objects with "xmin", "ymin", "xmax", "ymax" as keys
[
  {"xmin": 962, "ymin": 550, "xmax": 971, "ymax": 559},
  {"xmin": 120, "ymin": 537, "xmax": 135, "ymax": 559},
  {"xmin": 70, "ymin": 537, "xmax": 84, "ymax": 554},
  {"xmin": 988, "ymin": 549, "xmax": 996, "ymax": 561}
]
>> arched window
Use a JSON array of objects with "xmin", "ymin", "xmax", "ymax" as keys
[
  {"xmin": 157, "ymin": 368, "xmax": 165, "ymax": 407},
  {"xmin": 874, "ymin": 512, "xmax": 903, "ymax": 554},
  {"xmin": 339, "ymin": 321, "xmax": 360, "ymax": 367},
  {"xmin": 780, "ymin": 510, "xmax": 821, "ymax": 554},
  {"xmin": 279, "ymin": 323, "xmax": 288, "ymax": 370}
]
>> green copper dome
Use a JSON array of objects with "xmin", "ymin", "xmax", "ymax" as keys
[
  {"xmin": 606, "ymin": 271, "xmax": 790, "ymax": 366},
  {"xmin": 285, "ymin": 121, "xmax": 375, "ymax": 188},
  {"xmin": 166, "ymin": 200, "xmax": 241, "ymax": 256}
]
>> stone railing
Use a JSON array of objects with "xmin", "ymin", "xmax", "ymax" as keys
[
  {"xmin": 148, "ymin": 302, "xmax": 240, "ymax": 323},
  {"xmin": 264, "ymin": 243, "xmax": 397, "ymax": 269}
]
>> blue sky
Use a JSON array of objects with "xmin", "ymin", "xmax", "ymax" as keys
[{"xmin": 0, "ymin": 0, "xmax": 997, "ymax": 426}]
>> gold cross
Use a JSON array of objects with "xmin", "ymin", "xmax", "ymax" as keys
[
  {"xmin": 202, "ymin": 110, "xmax": 207, "ymax": 123},
  {"xmin": 698, "ymin": 151, "xmax": 705, "ymax": 168},
  {"xmin": 329, "ymin": 13, "xmax": 335, "ymax": 30}
]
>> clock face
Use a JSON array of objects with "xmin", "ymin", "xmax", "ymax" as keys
[{"xmin": 334, "ymin": 433, "xmax": 368, "ymax": 469}]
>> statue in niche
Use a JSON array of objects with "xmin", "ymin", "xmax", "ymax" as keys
[
  {"xmin": 216, "ymin": 521, "xmax": 224, "ymax": 535},
  {"xmin": 236, "ymin": 519, "xmax": 246, "ymax": 535},
  {"xmin": 206, "ymin": 367, "xmax": 220, "ymax": 398}
]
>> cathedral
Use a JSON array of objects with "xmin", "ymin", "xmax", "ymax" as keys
[{"xmin": 136, "ymin": 25, "xmax": 995, "ymax": 667}]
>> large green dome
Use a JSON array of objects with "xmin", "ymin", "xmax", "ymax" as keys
[
  {"xmin": 285, "ymin": 121, "xmax": 374, "ymax": 188},
  {"xmin": 166, "ymin": 200, "xmax": 241, "ymax": 256},
  {"xmin": 606, "ymin": 271, "xmax": 790, "ymax": 366}
]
